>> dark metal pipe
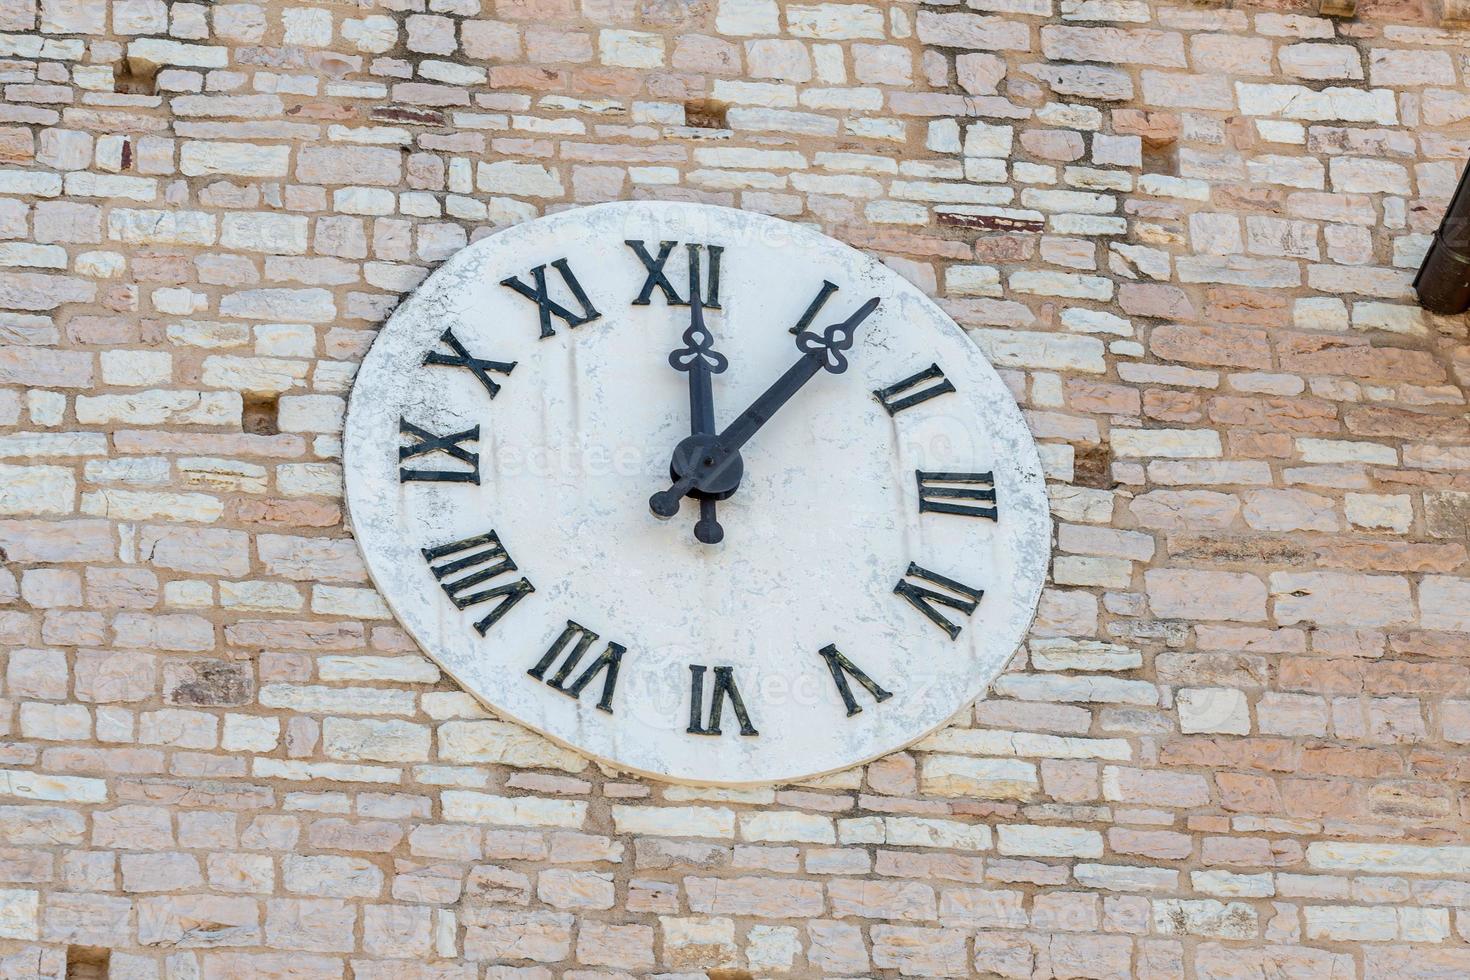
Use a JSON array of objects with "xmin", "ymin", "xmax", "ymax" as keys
[{"xmin": 1414, "ymin": 158, "xmax": 1470, "ymax": 315}]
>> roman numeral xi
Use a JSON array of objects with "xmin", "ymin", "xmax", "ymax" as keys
[
  {"xmin": 501, "ymin": 258, "xmax": 600, "ymax": 339},
  {"xmin": 422, "ymin": 530, "xmax": 534, "ymax": 636}
]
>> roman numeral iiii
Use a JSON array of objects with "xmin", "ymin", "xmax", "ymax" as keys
[{"xmin": 893, "ymin": 562, "xmax": 984, "ymax": 641}]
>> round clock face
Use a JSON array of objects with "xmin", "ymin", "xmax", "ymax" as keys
[{"xmin": 344, "ymin": 201, "xmax": 1050, "ymax": 785}]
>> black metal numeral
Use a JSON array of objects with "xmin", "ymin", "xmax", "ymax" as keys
[
  {"xmin": 788, "ymin": 280, "xmax": 839, "ymax": 334},
  {"xmin": 917, "ymin": 470, "xmax": 998, "ymax": 521},
  {"xmin": 818, "ymin": 644, "xmax": 892, "ymax": 717},
  {"xmin": 528, "ymin": 620, "xmax": 624, "ymax": 714},
  {"xmin": 501, "ymin": 258, "xmax": 601, "ymax": 339},
  {"xmin": 399, "ymin": 417, "xmax": 479, "ymax": 484},
  {"xmin": 422, "ymin": 530, "xmax": 534, "ymax": 635},
  {"xmin": 893, "ymin": 562, "xmax": 984, "ymax": 641},
  {"xmin": 626, "ymin": 240, "xmax": 722, "ymax": 308},
  {"xmin": 422, "ymin": 327, "xmax": 516, "ymax": 399},
  {"xmin": 686, "ymin": 665, "xmax": 758, "ymax": 736},
  {"xmin": 873, "ymin": 363, "xmax": 956, "ymax": 416}
]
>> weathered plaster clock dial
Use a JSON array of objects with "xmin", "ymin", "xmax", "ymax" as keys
[{"xmin": 344, "ymin": 201, "xmax": 1050, "ymax": 785}]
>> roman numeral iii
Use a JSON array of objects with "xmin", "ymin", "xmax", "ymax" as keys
[
  {"xmin": 893, "ymin": 562, "xmax": 984, "ymax": 641},
  {"xmin": 399, "ymin": 417, "xmax": 479, "ymax": 484},
  {"xmin": 626, "ymin": 240, "xmax": 722, "ymax": 308},
  {"xmin": 818, "ymin": 644, "xmax": 892, "ymax": 717},
  {"xmin": 873, "ymin": 363, "xmax": 955, "ymax": 416},
  {"xmin": 917, "ymin": 470, "xmax": 998, "ymax": 521},
  {"xmin": 421, "ymin": 530, "xmax": 534, "ymax": 635},
  {"xmin": 686, "ymin": 665, "xmax": 758, "ymax": 737},
  {"xmin": 528, "ymin": 620, "xmax": 625, "ymax": 714},
  {"xmin": 422, "ymin": 327, "xmax": 516, "ymax": 399},
  {"xmin": 501, "ymin": 258, "xmax": 601, "ymax": 338}
]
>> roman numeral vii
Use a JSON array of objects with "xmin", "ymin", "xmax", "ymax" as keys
[
  {"xmin": 421, "ymin": 530, "xmax": 534, "ymax": 635},
  {"xmin": 893, "ymin": 562, "xmax": 984, "ymax": 641},
  {"xmin": 528, "ymin": 620, "xmax": 624, "ymax": 714}
]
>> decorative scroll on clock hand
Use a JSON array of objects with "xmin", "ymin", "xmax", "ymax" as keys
[{"xmin": 649, "ymin": 295, "xmax": 880, "ymax": 525}]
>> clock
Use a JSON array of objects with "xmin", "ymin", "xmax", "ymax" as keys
[{"xmin": 343, "ymin": 201, "xmax": 1050, "ymax": 786}]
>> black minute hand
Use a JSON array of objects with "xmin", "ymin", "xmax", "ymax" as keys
[
  {"xmin": 665, "ymin": 248, "xmax": 728, "ymax": 544},
  {"xmin": 649, "ymin": 296, "xmax": 879, "ymax": 519}
]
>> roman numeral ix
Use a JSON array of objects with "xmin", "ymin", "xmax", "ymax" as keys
[
  {"xmin": 399, "ymin": 417, "xmax": 479, "ymax": 484},
  {"xmin": 528, "ymin": 620, "xmax": 624, "ymax": 714},
  {"xmin": 818, "ymin": 644, "xmax": 892, "ymax": 717},
  {"xmin": 874, "ymin": 363, "xmax": 955, "ymax": 416},
  {"xmin": 422, "ymin": 327, "xmax": 516, "ymax": 399},
  {"xmin": 686, "ymin": 665, "xmax": 758, "ymax": 737},
  {"xmin": 422, "ymin": 530, "xmax": 534, "ymax": 635},
  {"xmin": 917, "ymin": 470, "xmax": 998, "ymax": 521},
  {"xmin": 893, "ymin": 562, "xmax": 984, "ymax": 641},
  {"xmin": 626, "ymin": 240, "xmax": 722, "ymax": 308},
  {"xmin": 501, "ymin": 258, "xmax": 601, "ymax": 339}
]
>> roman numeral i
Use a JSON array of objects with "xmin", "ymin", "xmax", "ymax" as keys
[
  {"xmin": 626, "ymin": 240, "xmax": 722, "ymax": 308},
  {"xmin": 422, "ymin": 530, "xmax": 534, "ymax": 636},
  {"xmin": 501, "ymin": 258, "xmax": 600, "ymax": 339},
  {"xmin": 528, "ymin": 620, "xmax": 624, "ymax": 714},
  {"xmin": 893, "ymin": 562, "xmax": 984, "ymax": 641}
]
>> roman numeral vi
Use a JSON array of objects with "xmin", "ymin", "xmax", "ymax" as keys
[
  {"xmin": 686, "ymin": 665, "xmax": 758, "ymax": 737},
  {"xmin": 422, "ymin": 530, "xmax": 534, "ymax": 635}
]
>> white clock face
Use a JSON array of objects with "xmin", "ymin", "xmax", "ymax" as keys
[{"xmin": 344, "ymin": 201, "xmax": 1050, "ymax": 785}]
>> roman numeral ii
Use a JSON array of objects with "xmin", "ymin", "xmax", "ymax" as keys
[
  {"xmin": 422, "ymin": 530, "xmax": 534, "ymax": 635},
  {"xmin": 873, "ymin": 363, "xmax": 955, "ymax": 416},
  {"xmin": 501, "ymin": 258, "xmax": 601, "ymax": 338},
  {"xmin": 893, "ymin": 562, "xmax": 984, "ymax": 641},
  {"xmin": 528, "ymin": 620, "xmax": 624, "ymax": 713},
  {"xmin": 686, "ymin": 665, "xmax": 758, "ymax": 736}
]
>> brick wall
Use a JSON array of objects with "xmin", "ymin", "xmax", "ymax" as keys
[{"xmin": 1, "ymin": 0, "xmax": 1468, "ymax": 975}]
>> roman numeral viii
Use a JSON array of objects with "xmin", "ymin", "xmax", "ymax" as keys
[
  {"xmin": 626, "ymin": 240, "xmax": 722, "ymax": 308},
  {"xmin": 917, "ymin": 470, "xmax": 998, "ymax": 521},
  {"xmin": 501, "ymin": 258, "xmax": 601, "ymax": 339},
  {"xmin": 399, "ymin": 417, "xmax": 479, "ymax": 484},
  {"xmin": 873, "ymin": 363, "xmax": 955, "ymax": 416},
  {"xmin": 528, "ymin": 620, "xmax": 624, "ymax": 714},
  {"xmin": 422, "ymin": 530, "xmax": 534, "ymax": 635},
  {"xmin": 686, "ymin": 665, "xmax": 758, "ymax": 737},
  {"xmin": 893, "ymin": 562, "xmax": 984, "ymax": 641},
  {"xmin": 422, "ymin": 327, "xmax": 516, "ymax": 399},
  {"xmin": 818, "ymin": 644, "xmax": 892, "ymax": 717}
]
